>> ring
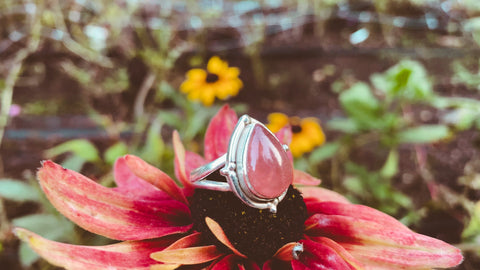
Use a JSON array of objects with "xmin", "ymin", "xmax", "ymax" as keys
[{"xmin": 190, "ymin": 115, "xmax": 293, "ymax": 213}]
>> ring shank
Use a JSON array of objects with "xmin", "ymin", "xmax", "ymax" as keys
[
  {"xmin": 191, "ymin": 179, "xmax": 231, "ymax": 192},
  {"xmin": 190, "ymin": 154, "xmax": 227, "ymax": 183}
]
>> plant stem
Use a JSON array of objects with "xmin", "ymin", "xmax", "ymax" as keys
[
  {"xmin": 0, "ymin": 199, "xmax": 9, "ymax": 241},
  {"xmin": 0, "ymin": 1, "xmax": 41, "ymax": 147},
  {"xmin": 133, "ymin": 71, "xmax": 157, "ymax": 120}
]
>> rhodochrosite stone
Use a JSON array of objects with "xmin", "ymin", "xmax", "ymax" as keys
[{"xmin": 246, "ymin": 125, "xmax": 293, "ymax": 198}]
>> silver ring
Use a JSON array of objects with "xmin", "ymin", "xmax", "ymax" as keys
[{"xmin": 190, "ymin": 115, "xmax": 293, "ymax": 213}]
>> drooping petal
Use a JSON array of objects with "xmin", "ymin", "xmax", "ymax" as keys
[
  {"xmin": 150, "ymin": 264, "xmax": 181, "ymax": 270},
  {"xmin": 304, "ymin": 204, "xmax": 463, "ymax": 269},
  {"xmin": 209, "ymin": 254, "xmax": 237, "ymax": 270},
  {"xmin": 273, "ymin": 242, "xmax": 297, "ymax": 261},
  {"xmin": 292, "ymin": 239, "xmax": 357, "ymax": 270},
  {"xmin": 210, "ymin": 254, "xmax": 260, "ymax": 270},
  {"xmin": 204, "ymin": 104, "xmax": 238, "ymax": 161},
  {"xmin": 173, "ymin": 130, "xmax": 206, "ymax": 191},
  {"xmin": 14, "ymin": 228, "xmax": 174, "ymax": 270},
  {"xmin": 150, "ymin": 245, "xmax": 222, "ymax": 265},
  {"xmin": 38, "ymin": 161, "xmax": 191, "ymax": 241},
  {"xmin": 122, "ymin": 155, "xmax": 187, "ymax": 204},
  {"xmin": 205, "ymin": 217, "xmax": 247, "ymax": 258},
  {"xmin": 310, "ymin": 237, "xmax": 364, "ymax": 269},
  {"xmin": 341, "ymin": 242, "xmax": 462, "ymax": 270},
  {"xmin": 113, "ymin": 157, "xmax": 172, "ymax": 201},
  {"xmin": 293, "ymin": 170, "xmax": 321, "ymax": 186},
  {"xmin": 164, "ymin": 232, "xmax": 202, "ymax": 250},
  {"xmin": 299, "ymin": 186, "xmax": 350, "ymax": 204},
  {"xmin": 305, "ymin": 202, "xmax": 408, "ymax": 229}
]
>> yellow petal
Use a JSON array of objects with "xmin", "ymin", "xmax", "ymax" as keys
[
  {"xmin": 207, "ymin": 56, "xmax": 228, "ymax": 74},
  {"xmin": 267, "ymin": 113, "xmax": 289, "ymax": 133},
  {"xmin": 200, "ymin": 85, "xmax": 216, "ymax": 106},
  {"xmin": 186, "ymin": 69, "xmax": 206, "ymax": 80}
]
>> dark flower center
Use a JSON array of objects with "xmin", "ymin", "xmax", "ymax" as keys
[
  {"xmin": 291, "ymin": 124, "xmax": 302, "ymax": 134},
  {"xmin": 189, "ymin": 171, "xmax": 307, "ymax": 264},
  {"xmin": 206, "ymin": 73, "xmax": 220, "ymax": 83}
]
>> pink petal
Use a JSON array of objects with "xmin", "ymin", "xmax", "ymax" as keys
[
  {"xmin": 113, "ymin": 157, "xmax": 172, "ymax": 201},
  {"xmin": 205, "ymin": 217, "xmax": 247, "ymax": 258},
  {"xmin": 150, "ymin": 264, "xmax": 181, "ymax": 270},
  {"xmin": 273, "ymin": 242, "xmax": 298, "ymax": 261},
  {"xmin": 310, "ymin": 237, "xmax": 364, "ymax": 269},
  {"xmin": 273, "ymin": 242, "xmax": 297, "ymax": 261},
  {"xmin": 305, "ymin": 202, "xmax": 408, "ymax": 230},
  {"xmin": 38, "ymin": 161, "xmax": 192, "ymax": 240},
  {"xmin": 173, "ymin": 131, "xmax": 207, "ymax": 197},
  {"xmin": 274, "ymin": 125, "xmax": 292, "ymax": 145},
  {"xmin": 304, "ymin": 206, "xmax": 463, "ymax": 269},
  {"xmin": 204, "ymin": 104, "xmax": 238, "ymax": 161},
  {"xmin": 164, "ymin": 232, "xmax": 202, "ymax": 250},
  {"xmin": 210, "ymin": 255, "xmax": 260, "ymax": 270},
  {"xmin": 341, "ymin": 242, "xmax": 462, "ymax": 269},
  {"xmin": 239, "ymin": 260, "xmax": 261, "ymax": 270},
  {"xmin": 292, "ymin": 239, "xmax": 357, "ymax": 270},
  {"xmin": 150, "ymin": 245, "xmax": 222, "ymax": 265},
  {"xmin": 299, "ymin": 186, "xmax": 350, "ymax": 204},
  {"xmin": 293, "ymin": 170, "xmax": 321, "ymax": 186},
  {"xmin": 209, "ymin": 255, "xmax": 236, "ymax": 270},
  {"xmin": 123, "ymin": 155, "xmax": 187, "ymax": 204},
  {"xmin": 14, "ymin": 228, "xmax": 174, "ymax": 270},
  {"xmin": 172, "ymin": 130, "xmax": 193, "ymax": 189}
]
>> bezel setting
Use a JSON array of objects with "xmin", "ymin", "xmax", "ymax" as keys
[
  {"xmin": 220, "ymin": 115, "xmax": 292, "ymax": 212},
  {"xmin": 190, "ymin": 114, "xmax": 293, "ymax": 213}
]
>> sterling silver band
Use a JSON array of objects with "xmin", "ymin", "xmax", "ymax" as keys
[{"xmin": 189, "ymin": 114, "xmax": 292, "ymax": 213}]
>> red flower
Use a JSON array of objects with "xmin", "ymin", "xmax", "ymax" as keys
[{"xmin": 15, "ymin": 105, "xmax": 463, "ymax": 269}]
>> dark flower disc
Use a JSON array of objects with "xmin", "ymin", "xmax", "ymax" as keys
[
  {"xmin": 190, "ymin": 172, "xmax": 307, "ymax": 264},
  {"xmin": 206, "ymin": 73, "xmax": 220, "ymax": 83}
]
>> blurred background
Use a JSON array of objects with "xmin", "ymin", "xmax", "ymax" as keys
[{"xmin": 1, "ymin": 0, "xmax": 480, "ymax": 269}]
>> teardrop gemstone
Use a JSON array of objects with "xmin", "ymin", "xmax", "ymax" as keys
[{"xmin": 246, "ymin": 125, "xmax": 293, "ymax": 198}]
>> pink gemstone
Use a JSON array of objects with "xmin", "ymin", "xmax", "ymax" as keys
[{"xmin": 246, "ymin": 125, "xmax": 293, "ymax": 198}]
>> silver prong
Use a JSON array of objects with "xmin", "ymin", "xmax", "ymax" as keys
[
  {"xmin": 242, "ymin": 115, "xmax": 251, "ymax": 125},
  {"xmin": 268, "ymin": 198, "xmax": 279, "ymax": 213},
  {"xmin": 292, "ymin": 243, "xmax": 304, "ymax": 260}
]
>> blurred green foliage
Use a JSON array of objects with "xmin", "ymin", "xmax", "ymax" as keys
[{"xmin": 2, "ymin": 0, "xmax": 480, "ymax": 268}]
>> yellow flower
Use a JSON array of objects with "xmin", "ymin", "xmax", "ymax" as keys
[
  {"xmin": 180, "ymin": 56, "xmax": 243, "ymax": 106},
  {"xmin": 267, "ymin": 112, "xmax": 326, "ymax": 157}
]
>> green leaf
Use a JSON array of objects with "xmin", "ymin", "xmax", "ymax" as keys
[
  {"xmin": 462, "ymin": 202, "xmax": 480, "ymax": 241},
  {"xmin": 45, "ymin": 139, "xmax": 100, "ymax": 163},
  {"xmin": 139, "ymin": 115, "xmax": 165, "ymax": 165},
  {"xmin": 104, "ymin": 142, "xmax": 128, "ymax": 165},
  {"xmin": 398, "ymin": 125, "xmax": 451, "ymax": 144},
  {"xmin": 309, "ymin": 142, "xmax": 340, "ymax": 163},
  {"xmin": 19, "ymin": 242, "xmax": 38, "ymax": 267},
  {"xmin": 0, "ymin": 179, "xmax": 40, "ymax": 202},
  {"xmin": 61, "ymin": 155, "xmax": 87, "ymax": 172},
  {"xmin": 344, "ymin": 176, "xmax": 364, "ymax": 194},
  {"xmin": 371, "ymin": 60, "xmax": 433, "ymax": 102},
  {"xmin": 14, "ymin": 214, "xmax": 75, "ymax": 266},
  {"xmin": 340, "ymin": 82, "xmax": 380, "ymax": 115},
  {"xmin": 380, "ymin": 149, "xmax": 399, "ymax": 178},
  {"xmin": 327, "ymin": 118, "xmax": 359, "ymax": 133},
  {"xmin": 12, "ymin": 214, "xmax": 74, "ymax": 241},
  {"xmin": 339, "ymin": 83, "xmax": 386, "ymax": 129},
  {"xmin": 442, "ymin": 108, "xmax": 480, "ymax": 131},
  {"xmin": 184, "ymin": 108, "xmax": 213, "ymax": 140}
]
